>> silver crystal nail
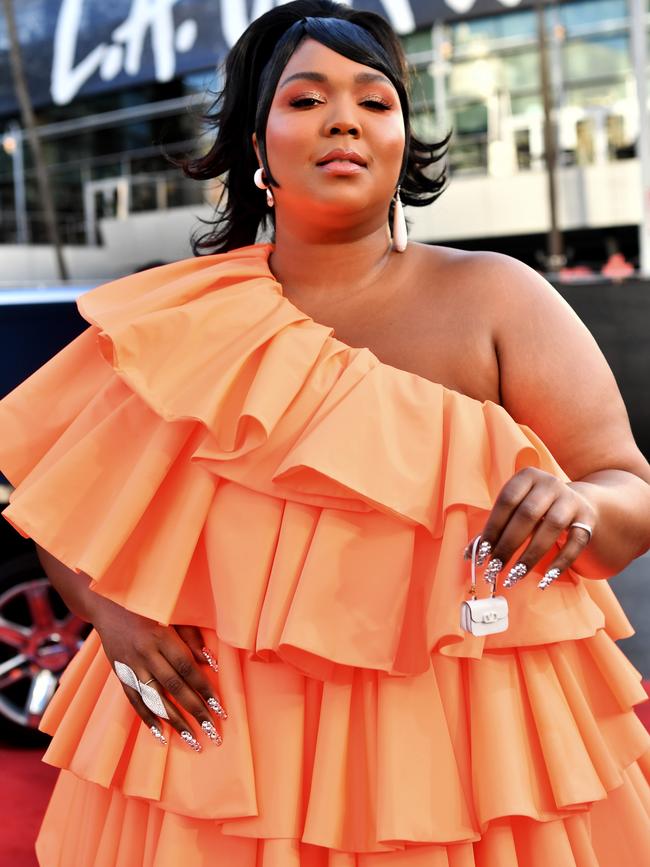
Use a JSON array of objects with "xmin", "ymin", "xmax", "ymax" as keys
[
  {"xmin": 150, "ymin": 724, "xmax": 167, "ymax": 745},
  {"xmin": 483, "ymin": 558, "xmax": 503, "ymax": 585},
  {"xmin": 504, "ymin": 562, "xmax": 528, "ymax": 588},
  {"xmin": 538, "ymin": 567, "xmax": 561, "ymax": 590},
  {"xmin": 201, "ymin": 719, "xmax": 223, "ymax": 745},
  {"xmin": 476, "ymin": 541, "xmax": 492, "ymax": 566},
  {"xmin": 201, "ymin": 646, "xmax": 219, "ymax": 673},
  {"xmin": 180, "ymin": 730, "xmax": 202, "ymax": 752},
  {"xmin": 207, "ymin": 696, "xmax": 228, "ymax": 720}
]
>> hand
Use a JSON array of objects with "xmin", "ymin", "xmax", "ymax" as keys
[
  {"xmin": 90, "ymin": 595, "xmax": 227, "ymax": 750},
  {"xmin": 463, "ymin": 467, "xmax": 597, "ymax": 590}
]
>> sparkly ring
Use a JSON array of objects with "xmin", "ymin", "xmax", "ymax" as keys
[
  {"xmin": 570, "ymin": 521, "xmax": 593, "ymax": 542},
  {"xmin": 114, "ymin": 661, "xmax": 170, "ymax": 719}
]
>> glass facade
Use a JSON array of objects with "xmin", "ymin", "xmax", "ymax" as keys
[
  {"xmin": 0, "ymin": 77, "xmax": 210, "ymax": 244},
  {"xmin": 0, "ymin": 0, "xmax": 648, "ymax": 245},
  {"xmin": 407, "ymin": 0, "xmax": 649, "ymax": 177}
]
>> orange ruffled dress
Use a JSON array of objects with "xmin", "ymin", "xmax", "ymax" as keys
[{"xmin": 1, "ymin": 243, "xmax": 649, "ymax": 867}]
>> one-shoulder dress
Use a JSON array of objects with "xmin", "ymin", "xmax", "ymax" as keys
[{"xmin": 0, "ymin": 243, "xmax": 648, "ymax": 866}]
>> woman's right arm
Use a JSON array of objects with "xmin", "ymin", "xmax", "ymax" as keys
[
  {"xmin": 34, "ymin": 543, "xmax": 227, "ymax": 750},
  {"xmin": 35, "ymin": 543, "xmax": 96, "ymax": 623}
]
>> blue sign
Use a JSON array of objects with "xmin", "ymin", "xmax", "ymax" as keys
[{"xmin": 0, "ymin": 0, "xmax": 537, "ymax": 116}]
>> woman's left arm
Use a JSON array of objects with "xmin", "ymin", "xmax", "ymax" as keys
[{"xmin": 470, "ymin": 252, "xmax": 650, "ymax": 583}]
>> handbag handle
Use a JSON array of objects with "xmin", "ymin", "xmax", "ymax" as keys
[{"xmin": 467, "ymin": 534, "xmax": 498, "ymax": 600}]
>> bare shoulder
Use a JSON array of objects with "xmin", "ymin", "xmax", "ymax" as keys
[
  {"xmin": 407, "ymin": 242, "xmax": 515, "ymax": 312},
  {"xmin": 424, "ymin": 246, "xmax": 649, "ymax": 482},
  {"xmin": 407, "ymin": 240, "xmax": 491, "ymax": 283}
]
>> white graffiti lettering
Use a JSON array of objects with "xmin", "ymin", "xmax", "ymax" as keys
[
  {"xmin": 50, "ymin": 0, "xmax": 525, "ymax": 107},
  {"xmin": 444, "ymin": 0, "xmax": 522, "ymax": 13},
  {"xmin": 220, "ymin": 0, "xmax": 415, "ymax": 44},
  {"xmin": 51, "ymin": 0, "xmax": 198, "ymax": 105}
]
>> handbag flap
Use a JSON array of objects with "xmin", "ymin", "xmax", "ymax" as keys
[{"xmin": 467, "ymin": 596, "xmax": 508, "ymax": 624}]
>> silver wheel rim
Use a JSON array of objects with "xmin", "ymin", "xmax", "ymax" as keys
[{"xmin": 0, "ymin": 576, "xmax": 88, "ymax": 728}]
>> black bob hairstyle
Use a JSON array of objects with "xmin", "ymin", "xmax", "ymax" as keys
[{"xmin": 180, "ymin": 0, "xmax": 451, "ymax": 256}]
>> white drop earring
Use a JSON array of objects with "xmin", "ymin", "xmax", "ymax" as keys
[
  {"xmin": 392, "ymin": 185, "xmax": 407, "ymax": 252},
  {"xmin": 253, "ymin": 167, "xmax": 274, "ymax": 208}
]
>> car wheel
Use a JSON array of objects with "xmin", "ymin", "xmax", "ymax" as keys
[{"xmin": 0, "ymin": 552, "xmax": 91, "ymax": 743}]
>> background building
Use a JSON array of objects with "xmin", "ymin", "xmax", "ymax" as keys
[
  {"xmin": 0, "ymin": 2, "xmax": 648, "ymax": 753},
  {"xmin": 0, "ymin": 0, "xmax": 649, "ymax": 279}
]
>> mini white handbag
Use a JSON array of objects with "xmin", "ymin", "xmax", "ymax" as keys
[{"xmin": 460, "ymin": 535, "xmax": 509, "ymax": 636}]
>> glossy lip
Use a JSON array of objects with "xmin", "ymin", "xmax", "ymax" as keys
[
  {"xmin": 315, "ymin": 148, "xmax": 367, "ymax": 167},
  {"xmin": 317, "ymin": 160, "xmax": 365, "ymax": 175}
]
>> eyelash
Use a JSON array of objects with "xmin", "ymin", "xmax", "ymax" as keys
[{"xmin": 289, "ymin": 96, "xmax": 392, "ymax": 111}]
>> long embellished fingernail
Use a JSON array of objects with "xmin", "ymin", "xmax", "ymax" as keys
[
  {"xmin": 207, "ymin": 696, "xmax": 228, "ymax": 720},
  {"xmin": 150, "ymin": 725, "xmax": 167, "ymax": 745},
  {"xmin": 483, "ymin": 558, "xmax": 503, "ymax": 584},
  {"xmin": 463, "ymin": 538, "xmax": 492, "ymax": 563},
  {"xmin": 201, "ymin": 719, "xmax": 223, "ymax": 745},
  {"xmin": 180, "ymin": 730, "xmax": 202, "ymax": 751},
  {"xmin": 538, "ymin": 567, "xmax": 561, "ymax": 590},
  {"xmin": 476, "ymin": 541, "xmax": 492, "ymax": 566},
  {"xmin": 503, "ymin": 562, "xmax": 527, "ymax": 588},
  {"xmin": 201, "ymin": 647, "xmax": 219, "ymax": 673}
]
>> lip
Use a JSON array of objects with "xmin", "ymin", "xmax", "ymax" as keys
[
  {"xmin": 317, "ymin": 160, "xmax": 365, "ymax": 175},
  {"xmin": 315, "ymin": 149, "xmax": 367, "ymax": 167}
]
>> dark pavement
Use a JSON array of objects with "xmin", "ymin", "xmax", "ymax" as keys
[{"xmin": 610, "ymin": 552, "xmax": 650, "ymax": 678}]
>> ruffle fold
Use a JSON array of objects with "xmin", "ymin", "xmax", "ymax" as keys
[
  {"xmin": 37, "ymin": 624, "xmax": 650, "ymax": 856},
  {"xmin": 1, "ymin": 242, "xmax": 648, "ymax": 862},
  {"xmin": 37, "ymin": 762, "xmax": 650, "ymax": 867},
  {"xmin": 0, "ymin": 244, "xmax": 633, "ymax": 677}
]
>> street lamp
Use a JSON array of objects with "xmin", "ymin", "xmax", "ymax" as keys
[{"xmin": 2, "ymin": 122, "xmax": 28, "ymax": 244}]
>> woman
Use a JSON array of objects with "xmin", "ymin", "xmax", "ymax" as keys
[{"xmin": 1, "ymin": 2, "xmax": 649, "ymax": 864}]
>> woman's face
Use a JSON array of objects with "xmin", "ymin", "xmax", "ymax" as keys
[{"xmin": 255, "ymin": 38, "xmax": 406, "ymax": 231}]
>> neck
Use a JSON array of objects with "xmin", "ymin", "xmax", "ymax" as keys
[{"xmin": 268, "ymin": 218, "xmax": 397, "ymax": 306}]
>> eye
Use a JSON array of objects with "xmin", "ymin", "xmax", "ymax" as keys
[
  {"xmin": 289, "ymin": 96, "xmax": 324, "ymax": 108},
  {"xmin": 362, "ymin": 98, "xmax": 392, "ymax": 111}
]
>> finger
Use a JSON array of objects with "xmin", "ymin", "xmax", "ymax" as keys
[
  {"xmin": 114, "ymin": 654, "xmax": 205, "ymax": 750},
  {"xmin": 479, "ymin": 470, "xmax": 558, "ymax": 583},
  {"xmin": 498, "ymin": 497, "xmax": 576, "ymax": 588},
  {"xmin": 135, "ymin": 668, "xmax": 207, "ymax": 751},
  {"xmin": 175, "ymin": 625, "xmax": 216, "ymax": 668},
  {"xmin": 118, "ymin": 678, "xmax": 169, "ymax": 746},
  {"xmin": 476, "ymin": 471, "xmax": 534, "ymax": 572},
  {"xmin": 150, "ymin": 653, "xmax": 224, "ymax": 746},
  {"xmin": 134, "ymin": 652, "xmax": 212, "ymax": 749},
  {"xmin": 165, "ymin": 630, "xmax": 227, "ymax": 720},
  {"xmin": 537, "ymin": 523, "xmax": 593, "ymax": 589},
  {"xmin": 154, "ymin": 646, "xmax": 225, "ymax": 746}
]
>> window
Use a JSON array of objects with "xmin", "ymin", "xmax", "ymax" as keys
[
  {"xmin": 562, "ymin": 34, "xmax": 630, "ymax": 81},
  {"xmin": 559, "ymin": 0, "xmax": 629, "ymax": 32},
  {"xmin": 452, "ymin": 11, "xmax": 537, "ymax": 50},
  {"xmin": 402, "ymin": 28, "xmax": 432, "ymax": 57}
]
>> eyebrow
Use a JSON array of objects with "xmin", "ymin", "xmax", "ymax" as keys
[{"xmin": 278, "ymin": 70, "xmax": 392, "ymax": 89}]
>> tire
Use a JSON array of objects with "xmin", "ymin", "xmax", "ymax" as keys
[{"xmin": 0, "ymin": 551, "xmax": 91, "ymax": 744}]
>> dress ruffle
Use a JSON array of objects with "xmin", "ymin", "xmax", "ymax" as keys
[
  {"xmin": 35, "ymin": 626, "xmax": 650, "ymax": 859},
  {"xmin": 0, "ymin": 244, "xmax": 632, "ymax": 672},
  {"xmin": 0, "ymin": 242, "xmax": 648, "ymax": 864}
]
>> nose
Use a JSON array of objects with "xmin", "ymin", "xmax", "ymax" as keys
[
  {"xmin": 324, "ymin": 98, "xmax": 361, "ymax": 138},
  {"xmin": 327, "ymin": 121, "xmax": 360, "ymax": 138}
]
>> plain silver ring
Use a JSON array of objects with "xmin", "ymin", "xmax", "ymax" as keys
[
  {"xmin": 570, "ymin": 521, "xmax": 593, "ymax": 541},
  {"xmin": 142, "ymin": 677, "xmax": 155, "ymax": 686}
]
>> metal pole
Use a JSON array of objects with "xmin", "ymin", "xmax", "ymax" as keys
[
  {"xmin": 630, "ymin": 0, "xmax": 650, "ymax": 276},
  {"xmin": 2, "ymin": 0, "xmax": 68, "ymax": 279},
  {"xmin": 7, "ymin": 121, "xmax": 28, "ymax": 243},
  {"xmin": 536, "ymin": 0, "xmax": 566, "ymax": 273},
  {"xmin": 432, "ymin": 21, "xmax": 449, "ymax": 137}
]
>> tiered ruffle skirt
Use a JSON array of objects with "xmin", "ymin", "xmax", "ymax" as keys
[{"xmin": 0, "ymin": 243, "xmax": 647, "ymax": 865}]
